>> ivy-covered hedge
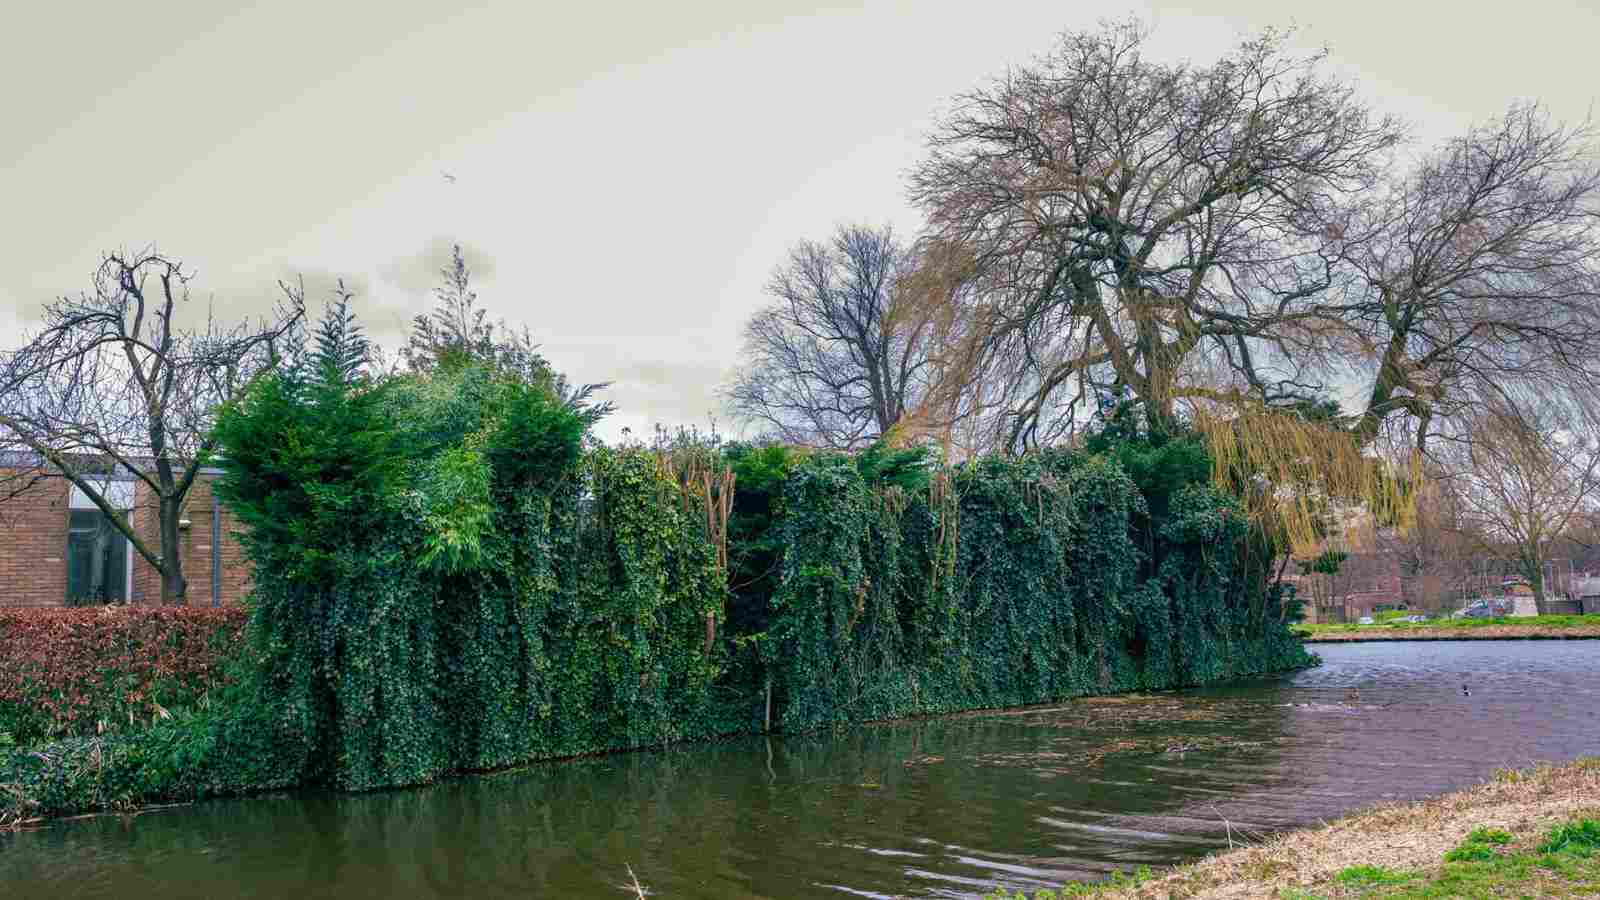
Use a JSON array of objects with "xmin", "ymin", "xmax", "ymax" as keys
[
  {"xmin": 2, "ymin": 363, "xmax": 1310, "ymax": 824},
  {"xmin": 0, "ymin": 607, "xmax": 246, "ymax": 747},
  {"xmin": 755, "ymin": 447, "xmax": 1307, "ymax": 732}
]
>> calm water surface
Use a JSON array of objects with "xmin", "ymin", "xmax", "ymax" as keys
[{"xmin": 2, "ymin": 641, "xmax": 1596, "ymax": 898}]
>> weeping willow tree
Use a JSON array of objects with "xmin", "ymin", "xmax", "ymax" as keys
[{"xmin": 1192, "ymin": 401, "xmax": 1418, "ymax": 560}]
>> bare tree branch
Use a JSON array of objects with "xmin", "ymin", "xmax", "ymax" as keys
[{"xmin": 0, "ymin": 249, "xmax": 305, "ymax": 603}]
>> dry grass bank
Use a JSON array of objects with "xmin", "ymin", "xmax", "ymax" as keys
[{"xmin": 1048, "ymin": 758, "xmax": 1600, "ymax": 899}]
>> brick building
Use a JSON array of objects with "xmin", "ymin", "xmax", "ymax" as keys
[{"xmin": 0, "ymin": 455, "xmax": 249, "ymax": 608}]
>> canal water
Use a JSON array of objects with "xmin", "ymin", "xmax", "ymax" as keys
[{"xmin": 2, "ymin": 641, "xmax": 1595, "ymax": 898}]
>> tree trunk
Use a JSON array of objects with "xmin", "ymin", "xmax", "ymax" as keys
[
  {"xmin": 160, "ymin": 495, "xmax": 187, "ymax": 605},
  {"xmin": 1520, "ymin": 548, "xmax": 1546, "ymax": 608}
]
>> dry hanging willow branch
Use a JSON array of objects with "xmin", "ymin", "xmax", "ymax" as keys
[
  {"xmin": 655, "ymin": 447, "xmax": 735, "ymax": 654},
  {"xmin": 1193, "ymin": 402, "xmax": 1417, "ymax": 557}
]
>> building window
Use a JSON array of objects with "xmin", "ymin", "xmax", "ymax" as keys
[
  {"xmin": 66, "ymin": 510, "xmax": 129, "ymax": 604},
  {"xmin": 65, "ymin": 481, "xmax": 135, "ymax": 605}
]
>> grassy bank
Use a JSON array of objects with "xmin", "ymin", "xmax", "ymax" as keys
[
  {"xmin": 1297, "ymin": 614, "xmax": 1600, "ymax": 642},
  {"xmin": 991, "ymin": 758, "xmax": 1600, "ymax": 899}
]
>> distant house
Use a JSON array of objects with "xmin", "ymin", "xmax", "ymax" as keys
[
  {"xmin": 1340, "ymin": 588, "xmax": 1408, "ymax": 620},
  {"xmin": 0, "ymin": 453, "xmax": 249, "ymax": 607},
  {"xmin": 1572, "ymin": 576, "xmax": 1600, "ymax": 615}
]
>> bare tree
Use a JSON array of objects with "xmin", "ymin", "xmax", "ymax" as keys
[
  {"xmin": 0, "ymin": 250, "xmax": 304, "ymax": 603},
  {"xmin": 907, "ymin": 21, "xmax": 1402, "ymax": 447},
  {"xmin": 905, "ymin": 21, "xmax": 1600, "ymax": 461},
  {"xmin": 727, "ymin": 224, "xmax": 940, "ymax": 449},
  {"xmin": 1441, "ymin": 398, "xmax": 1600, "ymax": 604},
  {"xmin": 1377, "ymin": 475, "xmax": 1480, "ymax": 612},
  {"xmin": 1347, "ymin": 104, "xmax": 1600, "ymax": 451}
]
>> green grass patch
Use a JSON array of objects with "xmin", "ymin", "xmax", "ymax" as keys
[
  {"xmin": 1464, "ymin": 827, "xmax": 1512, "ymax": 845},
  {"xmin": 1335, "ymin": 864, "xmax": 1415, "ymax": 886},
  {"xmin": 1441, "ymin": 843, "xmax": 1497, "ymax": 863},
  {"xmin": 1360, "ymin": 816, "xmax": 1600, "ymax": 898},
  {"xmin": 1296, "ymin": 614, "xmax": 1600, "ymax": 638},
  {"xmin": 1441, "ymin": 826, "xmax": 1513, "ymax": 862},
  {"xmin": 1540, "ymin": 819, "xmax": 1600, "ymax": 855}
]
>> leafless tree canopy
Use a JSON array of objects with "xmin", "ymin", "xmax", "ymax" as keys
[
  {"xmin": 1348, "ymin": 105, "xmax": 1600, "ymax": 450},
  {"xmin": 0, "ymin": 250, "xmax": 304, "ymax": 602},
  {"xmin": 1436, "ymin": 397, "xmax": 1600, "ymax": 601},
  {"xmin": 894, "ymin": 20, "xmax": 1600, "ymax": 455},
  {"xmin": 727, "ymin": 225, "xmax": 939, "ymax": 449},
  {"xmin": 907, "ymin": 21, "xmax": 1402, "ymax": 448}
]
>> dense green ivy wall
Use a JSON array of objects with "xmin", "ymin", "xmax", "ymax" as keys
[
  {"xmin": 4, "ymin": 366, "xmax": 1309, "ymax": 817},
  {"xmin": 763, "ymin": 450, "xmax": 1309, "ymax": 733}
]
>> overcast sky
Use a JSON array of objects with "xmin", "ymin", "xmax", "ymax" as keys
[{"xmin": 3, "ymin": 0, "xmax": 1597, "ymax": 441}]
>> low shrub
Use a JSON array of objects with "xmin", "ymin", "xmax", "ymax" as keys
[
  {"xmin": 0, "ymin": 607, "xmax": 247, "ymax": 747},
  {"xmin": 1540, "ymin": 819, "xmax": 1600, "ymax": 856},
  {"xmin": 1, "ymin": 675, "xmax": 313, "ymax": 827}
]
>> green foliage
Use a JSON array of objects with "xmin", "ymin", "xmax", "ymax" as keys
[
  {"xmin": 764, "ymin": 436, "xmax": 1309, "ymax": 732},
  {"xmin": 10, "ymin": 388, "xmax": 1309, "ymax": 819},
  {"xmin": 401, "ymin": 243, "xmax": 515, "ymax": 377},
  {"xmin": 1336, "ymin": 864, "xmax": 1415, "ymax": 886},
  {"xmin": 1540, "ymin": 820, "xmax": 1600, "ymax": 856},
  {"xmin": 1443, "ymin": 844, "xmax": 1497, "ymax": 862},
  {"xmin": 853, "ymin": 440, "xmax": 934, "ymax": 491},
  {"xmin": 310, "ymin": 284, "xmax": 370, "ymax": 385},
  {"xmin": 1379, "ymin": 817, "xmax": 1600, "ymax": 898},
  {"xmin": 1466, "ymin": 827, "xmax": 1513, "ymax": 846},
  {"xmin": 1445, "ymin": 828, "xmax": 1510, "ymax": 863},
  {"xmin": 396, "ymin": 242, "xmax": 613, "ymax": 426},
  {"xmin": 211, "ymin": 360, "xmax": 737, "ymax": 792},
  {"xmin": 1301, "ymin": 550, "xmax": 1348, "ymax": 577}
]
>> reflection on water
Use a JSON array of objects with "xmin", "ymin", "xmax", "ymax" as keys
[{"xmin": 2, "ymin": 641, "xmax": 1596, "ymax": 898}]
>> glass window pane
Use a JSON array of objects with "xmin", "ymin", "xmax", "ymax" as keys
[{"xmin": 65, "ymin": 510, "xmax": 128, "ymax": 604}]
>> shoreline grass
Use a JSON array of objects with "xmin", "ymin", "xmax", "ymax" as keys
[
  {"xmin": 991, "ymin": 758, "xmax": 1600, "ymax": 899},
  {"xmin": 1296, "ymin": 614, "xmax": 1600, "ymax": 642}
]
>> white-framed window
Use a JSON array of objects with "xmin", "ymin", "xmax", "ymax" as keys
[{"xmin": 66, "ymin": 482, "xmax": 135, "ymax": 604}]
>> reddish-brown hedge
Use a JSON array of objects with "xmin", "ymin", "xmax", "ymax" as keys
[{"xmin": 0, "ymin": 607, "xmax": 247, "ymax": 747}]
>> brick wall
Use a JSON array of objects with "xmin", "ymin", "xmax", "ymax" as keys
[
  {"xmin": 0, "ymin": 466, "xmax": 251, "ymax": 608},
  {"xmin": 0, "ymin": 473, "xmax": 72, "ymax": 607}
]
